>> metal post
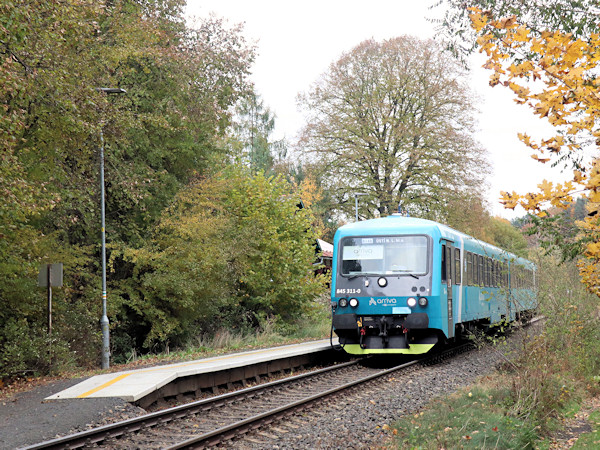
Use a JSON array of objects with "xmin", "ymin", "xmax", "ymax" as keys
[
  {"xmin": 354, "ymin": 193, "xmax": 366, "ymax": 222},
  {"xmin": 96, "ymin": 87, "xmax": 127, "ymax": 369},
  {"xmin": 47, "ymin": 264, "xmax": 52, "ymax": 336},
  {"xmin": 100, "ymin": 128, "xmax": 110, "ymax": 370},
  {"xmin": 96, "ymin": 87, "xmax": 125, "ymax": 370}
]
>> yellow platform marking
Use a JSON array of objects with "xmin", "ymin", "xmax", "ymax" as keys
[
  {"xmin": 77, "ymin": 373, "xmax": 132, "ymax": 398},
  {"xmin": 75, "ymin": 342, "xmax": 323, "ymax": 398}
]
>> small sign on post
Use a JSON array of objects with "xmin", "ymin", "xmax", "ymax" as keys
[
  {"xmin": 38, "ymin": 263, "xmax": 63, "ymax": 337},
  {"xmin": 38, "ymin": 263, "xmax": 63, "ymax": 288}
]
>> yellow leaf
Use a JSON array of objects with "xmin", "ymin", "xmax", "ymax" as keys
[
  {"xmin": 574, "ymin": 170, "xmax": 586, "ymax": 184},
  {"xmin": 513, "ymin": 25, "xmax": 529, "ymax": 42},
  {"xmin": 469, "ymin": 11, "xmax": 488, "ymax": 32},
  {"xmin": 496, "ymin": 15, "xmax": 517, "ymax": 29},
  {"xmin": 531, "ymin": 154, "xmax": 551, "ymax": 163}
]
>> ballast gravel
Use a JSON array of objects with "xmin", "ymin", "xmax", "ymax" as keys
[
  {"xmin": 230, "ymin": 329, "xmax": 535, "ymax": 449},
  {"xmin": 228, "ymin": 346, "xmax": 510, "ymax": 449},
  {"xmin": 0, "ymin": 327, "xmax": 535, "ymax": 449}
]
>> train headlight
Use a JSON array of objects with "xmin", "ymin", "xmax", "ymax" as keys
[
  {"xmin": 418, "ymin": 297, "xmax": 428, "ymax": 307},
  {"xmin": 349, "ymin": 298, "xmax": 359, "ymax": 308},
  {"xmin": 377, "ymin": 277, "xmax": 388, "ymax": 287},
  {"xmin": 407, "ymin": 297, "xmax": 417, "ymax": 308},
  {"xmin": 338, "ymin": 298, "xmax": 348, "ymax": 308}
]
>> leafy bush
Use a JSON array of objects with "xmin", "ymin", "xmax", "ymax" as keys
[{"xmin": 112, "ymin": 167, "xmax": 327, "ymax": 352}]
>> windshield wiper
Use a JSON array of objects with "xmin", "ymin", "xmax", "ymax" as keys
[
  {"xmin": 390, "ymin": 269, "xmax": 420, "ymax": 279},
  {"xmin": 347, "ymin": 273, "xmax": 378, "ymax": 280}
]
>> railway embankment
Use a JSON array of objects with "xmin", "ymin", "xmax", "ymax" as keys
[{"xmin": 3, "ymin": 323, "xmax": 598, "ymax": 449}]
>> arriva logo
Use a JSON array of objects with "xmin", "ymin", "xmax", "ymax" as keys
[{"xmin": 369, "ymin": 298, "xmax": 397, "ymax": 306}]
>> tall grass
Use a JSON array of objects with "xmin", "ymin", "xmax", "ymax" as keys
[
  {"xmin": 391, "ymin": 251, "xmax": 600, "ymax": 448},
  {"xmin": 116, "ymin": 307, "xmax": 332, "ymax": 368}
]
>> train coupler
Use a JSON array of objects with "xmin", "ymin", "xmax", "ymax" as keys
[{"xmin": 359, "ymin": 328, "xmax": 366, "ymax": 349}]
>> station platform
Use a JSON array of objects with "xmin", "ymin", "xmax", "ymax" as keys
[{"xmin": 46, "ymin": 339, "xmax": 335, "ymax": 403}]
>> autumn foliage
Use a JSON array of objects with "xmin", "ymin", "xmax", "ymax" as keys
[{"xmin": 468, "ymin": 7, "xmax": 600, "ymax": 293}]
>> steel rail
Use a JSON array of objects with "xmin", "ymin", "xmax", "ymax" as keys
[
  {"xmin": 23, "ymin": 359, "xmax": 360, "ymax": 450},
  {"xmin": 27, "ymin": 343, "xmax": 474, "ymax": 449},
  {"xmin": 167, "ymin": 356, "xmax": 427, "ymax": 449}
]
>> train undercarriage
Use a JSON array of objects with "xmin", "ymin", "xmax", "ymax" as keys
[{"xmin": 332, "ymin": 313, "xmax": 439, "ymax": 355}]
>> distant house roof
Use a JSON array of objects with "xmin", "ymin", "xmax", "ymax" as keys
[{"xmin": 316, "ymin": 239, "xmax": 333, "ymax": 258}]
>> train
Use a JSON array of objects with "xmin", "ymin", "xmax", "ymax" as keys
[{"xmin": 330, "ymin": 214, "xmax": 537, "ymax": 355}]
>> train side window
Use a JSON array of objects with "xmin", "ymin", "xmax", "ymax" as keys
[
  {"xmin": 466, "ymin": 253, "xmax": 472, "ymax": 285},
  {"xmin": 483, "ymin": 257, "xmax": 487, "ymax": 287},
  {"xmin": 455, "ymin": 248, "xmax": 461, "ymax": 285},
  {"xmin": 529, "ymin": 269, "xmax": 533, "ymax": 288},
  {"xmin": 449, "ymin": 246, "xmax": 454, "ymax": 283},
  {"xmin": 483, "ymin": 256, "xmax": 487, "ymax": 286},
  {"xmin": 441, "ymin": 244, "xmax": 447, "ymax": 283},
  {"xmin": 519, "ymin": 267, "xmax": 523, "ymax": 288},
  {"xmin": 494, "ymin": 261, "xmax": 500, "ymax": 287},
  {"xmin": 478, "ymin": 255, "xmax": 483, "ymax": 286},
  {"xmin": 498, "ymin": 262, "xmax": 502, "ymax": 287}
]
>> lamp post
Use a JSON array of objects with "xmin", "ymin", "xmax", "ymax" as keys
[
  {"xmin": 97, "ymin": 87, "xmax": 126, "ymax": 369},
  {"xmin": 354, "ymin": 193, "xmax": 367, "ymax": 222}
]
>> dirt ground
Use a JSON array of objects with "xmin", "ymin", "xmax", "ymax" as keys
[{"xmin": 0, "ymin": 376, "xmax": 143, "ymax": 449}]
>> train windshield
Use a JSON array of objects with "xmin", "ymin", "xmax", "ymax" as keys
[{"xmin": 340, "ymin": 235, "xmax": 428, "ymax": 276}]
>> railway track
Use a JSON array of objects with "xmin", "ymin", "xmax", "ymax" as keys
[{"xmin": 26, "ymin": 344, "xmax": 472, "ymax": 449}]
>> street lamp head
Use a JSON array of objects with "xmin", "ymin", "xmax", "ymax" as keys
[{"xmin": 97, "ymin": 87, "xmax": 127, "ymax": 95}]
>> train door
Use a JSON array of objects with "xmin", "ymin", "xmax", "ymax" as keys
[{"xmin": 441, "ymin": 241, "xmax": 454, "ymax": 338}]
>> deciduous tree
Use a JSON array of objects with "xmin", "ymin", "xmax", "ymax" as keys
[
  {"xmin": 297, "ymin": 37, "xmax": 488, "ymax": 221},
  {"xmin": 229, "ymin": 92, "xmax": 287, "ymax": 174},
  {"xmin": 115, "ymin": 167, "xmax": 326, "ymax": 349},
  {"xmin": 437, "ymin": 0, "xmax": 599, "ymax": 63},
  {"xmin": 462, "ymin": 4, "xmax": 600, "ymax": 293},
  {"xmin": 0, "ymin": 0, "xmax": 255, "ymax": 373}
]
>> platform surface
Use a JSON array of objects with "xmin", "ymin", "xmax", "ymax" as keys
[{"xmin": 46, "ymin": 339, "xmax": 333, "ymax": 402}]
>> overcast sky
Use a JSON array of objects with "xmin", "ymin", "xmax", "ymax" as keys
[{"xmin": 186, "ymin": 0, "xmax": 566, "ymax": 220}]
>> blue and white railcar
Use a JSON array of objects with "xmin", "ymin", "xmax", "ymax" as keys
[{"xmin": 331, "ymin": 214, "xmax": 536, "ymax": 355}]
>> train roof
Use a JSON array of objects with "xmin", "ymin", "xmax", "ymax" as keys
[{"xmin": 334, "ymin": 214, "xmax": 535, "ymax": 269}]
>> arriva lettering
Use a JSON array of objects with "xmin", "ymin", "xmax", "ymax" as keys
[{"xmin": 369, "ymin": 297, "xmax": 397, "ymax": 306}]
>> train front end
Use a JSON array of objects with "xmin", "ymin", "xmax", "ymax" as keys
[{"xmin": 331, "ymin": 216, "xmax": 442, "ymax": 355}]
